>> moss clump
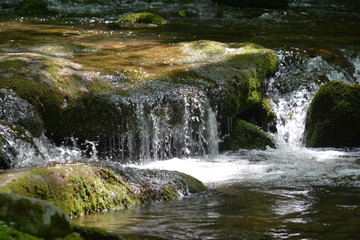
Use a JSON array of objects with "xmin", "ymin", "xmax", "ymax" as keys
[
  {"xmin": 181, "ymin": 41, "xmax": 280, "ymax": 118},
  {"xmin": 0, "ymin": 192, "xmax": 72, "ymax": 239},
  {"xmin": 0, "ymin": 221, "xmax": 42, "ymax": 240},
  {"xmin": 115, "ymin": 12, "xmax": 167, "ymax": 25},
  {"xmin": 177, "ymin": 172, "xmax": 208, "ymax": 194},
  {"xmin": 305, "ymin": 81, "xmax": 360, "ymax": 147},
  {"xmin": 0, "ymin": 51, "xmax": 115, "ymax": 143},
  {"xmin": 0, "ymin": 165, "xmax": 139, "ymax": 217},
  {"xmin": 223, "ymin": 119, "xmax": 275, "ymax": 150}
]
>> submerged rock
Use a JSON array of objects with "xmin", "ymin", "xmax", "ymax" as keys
[
  {"xmin": 0, "ymin": 164, "xmax": 207, "ymax": 217},
  {"xmin": 0, "ymin": 192, "xmax": 72, "ymax": 239},
  {"xmin": 116, "ymin": 12, "xmax": 167, "ymax": 25},
  {"xmin": 305, "ymin": 81, "xmax": 360, "ymax": 147}
]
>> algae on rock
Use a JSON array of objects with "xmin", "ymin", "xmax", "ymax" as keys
[
  {"xmin": 221, "ymin": 119, "xmax": 275, "ymax": 150},
  {"xmin": 0, "ymin": 164, "xmax": 208, "ymax": 217},
  {"xmin": 0, "ymin": 192, "xmax": 72, "ymax": 239},
  {"xmin": 116, "ymin": 12, "xmax": 167, "ymax": 25},
  {"xmin": 0, "ymin": 165, "xmax": 138, "ymax": 217},
  {"xmin": 305, "ymin": 81, "xmax": 360, "ymax": 147}
]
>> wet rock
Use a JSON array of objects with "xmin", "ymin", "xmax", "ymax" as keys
[
  {"xmin": 305, "ymin": 81, "xmax": 360, "ymax": 147},
  {"xmin": 116, "ymin": 12, "xmax": 167, "ymax": 25},
  {"xmin": 0, "ymin": 121, "xmax": 45, "ymax": 169},
  {"xmin": 221, "ymin": 118, "xmax": 275, "ymax": 151},
  {"xmin": 0, "ymin": 88, "xmax": 43, "ymax": 137},
  {"xmin": 0, "ymin": 192, "xmax": 72, "ymax": 239},
  {"xmin": 108, "ymin": 164, "xmax": 208, "ymax": 202}
]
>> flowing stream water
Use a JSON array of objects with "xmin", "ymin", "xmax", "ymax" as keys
[{"xmin": 1, "ymin": 2, "xmax": 360, "ymax": 239}]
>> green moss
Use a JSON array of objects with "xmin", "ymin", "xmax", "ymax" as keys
[
  {"xmin": 0, "ymin": 165, "xmax": 139, "ymax": 217},
  {"xmin": 305, "ymin": 81, "xmax": 360, "ymax": 147},
  {"xmin": 0, "ymin": 221, "xmax": 43, "ymax": 240},
  {"xmin": 115, "ymin": 12, "xmax": 167, "ymax": 25},
  {"xmin": 224, "ymin": 119, "xmax": 275, "ymax": 150},
  {"xmin": 177, "ymin": 172, "xmax": 208, "ymax": 194}
]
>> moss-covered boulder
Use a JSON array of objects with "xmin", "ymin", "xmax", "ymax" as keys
[
  {"xmin": 222, "ymin": 118, "xmax": 275, "ymax": 150},
  {"xmin": 115, "ymin": 12, "xmax": 167, "ymax": 25},
  {"xmin": 305, "ymin": 81, "xmax": 360, "ymax": 147},
  {"xmin": 0, "ymin": 220, "xmax": 44, "ymax": 240},
  {"xmin": 0, "ymin": 39, "xmax": 279, "ymax": 160},
  {"xmin": 0, "ymin": 192, "xmax": 72, "ymax": 239},
  {"xmin": 0, "ymin": 163, "xmax": 207, "ymax": 217},
  {"xmin": 0, "ymin": 165, "xmax": 138, "ymax": 217},
  {"xmin": 180, "ymin": 41, "xmax": 280, "ymax": 118}
]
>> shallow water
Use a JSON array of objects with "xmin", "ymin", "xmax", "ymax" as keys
[
  {"xmin": 75, "ymin": 148, "xmax": 360, "ymax": 240},
  {"xmin": 2, "ymin": 4, "xmax": 360, "ymax": 239}
]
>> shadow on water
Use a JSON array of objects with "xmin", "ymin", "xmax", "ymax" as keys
[{"xmin": 74, "ymin": 184, "xmax": 360, "ymax": 240}]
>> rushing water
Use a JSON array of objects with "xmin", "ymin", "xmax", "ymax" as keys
[{"xmin": 1, "ymin": 2, "xmax": 360, "ymax": 239}]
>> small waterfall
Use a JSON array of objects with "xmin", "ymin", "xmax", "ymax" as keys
[
  {"xmin": 108, "ymin": 89, "xmax": 219, "ymax": 163},
  {"xmin": 268, "ymin": 50, "xmax": 360, "ymax": 147}
]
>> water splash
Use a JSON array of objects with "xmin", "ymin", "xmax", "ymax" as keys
[{"xmin": 267, "ymin": 50, "xmax": 359, "ymax": 147}]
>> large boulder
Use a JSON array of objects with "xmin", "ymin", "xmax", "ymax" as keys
[
  {"xmin": 0, "ymin": 164, "xmax": 207, "ymax": 217},
  {"xmin": 0, "ymin": 192, "xmax": 72, "ymax": 239},
  {"xmin": 305, "ymin": 81, "xmax": 360, "ymax": 147},
  {"xmin": 0, "ymin": 39, "xmax": 279, "ymax": 160}
]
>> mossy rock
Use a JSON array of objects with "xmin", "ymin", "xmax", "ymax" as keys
[
  {"xmin": 115, "ymin": 12, "xmax": 167, "ymax": 25},
  {"xmin": 222, "ymin": 118, "xmax": 275, "ymax": 150},
  {"xmin": 305, "ymin": 81, "xmax": 360, "ymax": 147},
  {"xmin": 0, "ymin": 165, "xmax": 139, "ymax": 217},
  {"xmin": 0, "ymin": 192, "xmax": 72, "ymax": 239},
  {"xmin": 180, "ymin": 41, "xmax": 280, "ymax": 119},
  {"xmin": 0, "ymin": 163, "xmax": 208, "ymax": 217},
  {"xmin": 0, "ymin": 221, "xmax": 43, "ymax": 240},
  {"xmin": 109, "ymin": 165, "xmax": 208, "ymax": 203}
]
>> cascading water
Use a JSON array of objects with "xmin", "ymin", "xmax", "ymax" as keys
[{"xmin": 108, "ymin": 89, "xmax": 219, "ymax": 163}]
